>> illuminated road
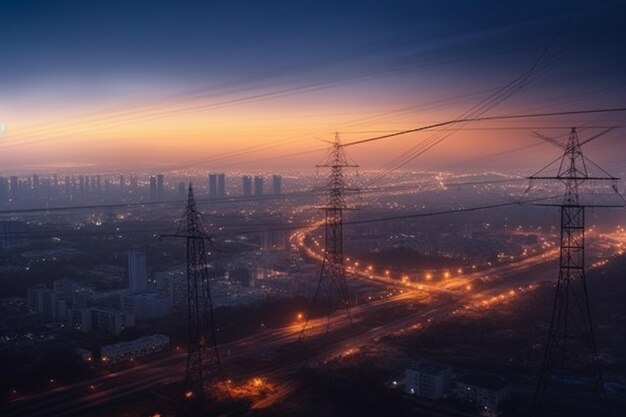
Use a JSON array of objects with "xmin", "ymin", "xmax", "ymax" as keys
[{"xmin": 1, "ymin": 231, "xmax": 617, "ymax": 416}]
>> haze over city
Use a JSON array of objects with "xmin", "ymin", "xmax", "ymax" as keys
[{"xmin": 1, "ymin": 1, "xmax": 625, "ymax": 417}]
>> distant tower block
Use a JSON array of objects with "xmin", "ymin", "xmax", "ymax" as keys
[
  {"xmin": 149, "ymin": 175, "xmax": 157, "ymax": 201},
  {"xmin": 272, "ymin": 175, "xmax": 282, "ymax": 195},
  {"xmin": 156, "ymin": 174, "xmax": 164, "ymax": 200},
  {"xmin": 254, "ymin": 176, "xmax": 264, "ymax": 195},
  {"xmin": 128, "ymin": 251, "xmax": 148, "ymax": 292},
  {"xmin": 217, "ymin": 173, "xmax": 226, "ymax": 197},
  {"xmin": 177, "ymin": 182, "xmax": 186, "ymax": 199},
  {"xmin": 208, "ymin": 174, "xmax": 217, "ymax": 197},
  {"xmin": 242, "ymin": 176, "xmax": 252, "ymax": 196}
]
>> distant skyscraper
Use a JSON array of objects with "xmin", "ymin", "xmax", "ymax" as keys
[
  {"xmin": 208, "ymin": 174, "xmax": 217, "ymax": 197},
  {"xmin": 272, "ymin": 175, "xmax": 282, "ymax": 195},
  {"xmin": 0, "ymin": 177, "xmax": 8, "ymax": 206},
  {"xmin": 130, "ymin": 176, "xmax": 139, "ymax": 195},
  {"xmin": 217, "ymin": 173, "xmax": 226, "ymax": 197},
  {"xmin": 149, "ymin": 176, "xmax": 157, "ymax": 201},
  {"xmin": 0, "ymin": 220, "xmax": 22, "ymax": 249},
  {"xmin": 156, "ymin": 174, "xmax": 164, "ymax": 200},
  {"xmin": 128, "ymin": 251, "xmax": 148, "ymax": 292},
  {"xmin": 32, "ymin": 175, "xmax": 40, "ymax": 197},
  {"xmin": 9, "ymin": 176, "xmax": 18, "ymax": 201},
  {"xmin": 119, "ymin": 175, "xmax": 125, "ymax": 194},
  {"xmin": 254, "ymin": 176, "xmax": 264, "ymax": 195},
  {"xmin": 177, "ymin": 182, "xmax": 186, "ymax": 199},
  {"xmin": 242, "ymin": 175, "xmax": 252, "ymax": 196},
  {"xmin": 64, "ymin": 176, "xmax": 71, "ymax": 197}
]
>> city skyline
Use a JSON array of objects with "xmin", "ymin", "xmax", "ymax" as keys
[{"xmin": 1, "ymin": 2, "xmax": 625, "ymax": 417}]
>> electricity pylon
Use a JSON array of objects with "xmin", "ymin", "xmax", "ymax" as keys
[
  {"xmin": 163, "ymin": 184, "xmax": 228, "ymax": 414},
  {"xmin": 300, "ymin": 133, "xmax": 358, "ymax": 338},
  {"xmin": 528, "ymin": 127, "xmax": 621, "ymax": 417}
]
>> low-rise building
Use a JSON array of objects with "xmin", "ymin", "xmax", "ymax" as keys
[
  {"xmin": 75, "ymin": 347, "xmax": 93, "ymax": 363},
  {"xmin": 101, "ymin": 334, "xmax": 170, "ymax": 365},
  {"xmin": 405, "ymin": 361, "xmax": 454, "ymax": 399},
  {"xmin": 453, "ymin": 373, "xmax": 511, "ymax": 417}
]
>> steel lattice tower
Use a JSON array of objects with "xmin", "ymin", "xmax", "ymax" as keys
[
  {"xmin": 529, "ymin": 128, "xmax": 620, "ymax": 417},
  {"xmin": 163, "ymin": 184, "xmax": 228, "ymax": 414},
  {"xmin": 301, "ymin": 133, "xmax": 357, "ymax": 337}
]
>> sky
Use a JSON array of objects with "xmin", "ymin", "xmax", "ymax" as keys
[{"xmin": 0, "ymin": 0, "xmax": 625, "ymax": 173}]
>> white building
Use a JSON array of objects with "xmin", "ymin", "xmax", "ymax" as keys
[
  {"xmin": 120, "ymin": 291, "xmax": 171, "ymax": 320},
  {"xmin": 128, "ymin": 251, "xmax": 148, "ymax": 292},
  {"xmin": 101, "ymin": 334, "xmax": 170, "ymax": 365},
  {"xmin": 453, "ymin": 373, "xmax": 511, "ymax": 417},
  {"xmin": 405, "ymin": 361, "xmax": 454, "ymax": 399}
]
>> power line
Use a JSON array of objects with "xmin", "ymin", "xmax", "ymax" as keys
[{"xmin": 343, "ymin": 107, "xmax": 626, "ymax": 148}]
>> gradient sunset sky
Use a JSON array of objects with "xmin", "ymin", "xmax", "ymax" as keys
[{"xmin": 1, "ymin": 0, "xmax": 625, "ymax": 173}]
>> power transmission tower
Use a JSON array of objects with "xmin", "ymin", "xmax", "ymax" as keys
[
  {"xmin": 527, "ymin": 128, "xmax": 621, "ymax": 417},
  {"xmin": 300, "ymin": 133, "xmax": 358, "ymax": 338},
  {"xmin": 163, "ymin": 184, "xmax": 228, "ymax": 415}
]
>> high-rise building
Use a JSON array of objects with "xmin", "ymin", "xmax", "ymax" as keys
[
  {"xmin": 91, "ymin": 307, "xmax": 135, "ymax": 336},
  {"xmin": 177, "ymin": 182, "xmax": 186, "ymax": 199},
  {"xmin": 254, "ymin": 176, "xmax": 264, "ymax": 195},
  {"xmin": 217, "ymin": 173, "xmax": 226, "ymax": 197},
  {"xmin": 208, "ymin": 174, "xmax": 217, "ymax": 197},
  {"xmin": 0, "ymin": 220, "xmax": 22, "ymax": 249},
  {"xmin": 272, "ymin": 175, "xmax": 282, "ymax": 195},
  {"xmin": 156, "ymin": 174, "xmax": 164, "ymax": 200},
  {"xmin": 130, "ymin": 176, "xmax": 139, "ymax": 195},
  {"xmin": 119, "ymin": 175, "xmax": 125, "ymax": 194},
  {"xmin": 64, "ymin": 176, "xmax": 71, "ymax": 197},
  {"xmin": 149, "ymin": 176, "xmax": 157, "ymax": 201},
  {"xmin": 9, "ymin": 176, "xmax": 18, "ymax": 201},
  {"xmin": 0, "ymin": 177, "xmax": 9, "ymax": 206},
  {"xmin": 242, "ymin": 175, "xmax": 252, "ymax": 196},
  {"xmin": 128, "ymin": 251, "xmax": 148, "ymax": 292}
]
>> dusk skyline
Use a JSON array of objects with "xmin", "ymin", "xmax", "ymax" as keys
[
  {"xmin": 1, "ymin": 3, "xmax": 626, "ymax": 417},
  {"xmin": 1, "ymin": 1, "xmax": 625, "ymax": 171}
]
